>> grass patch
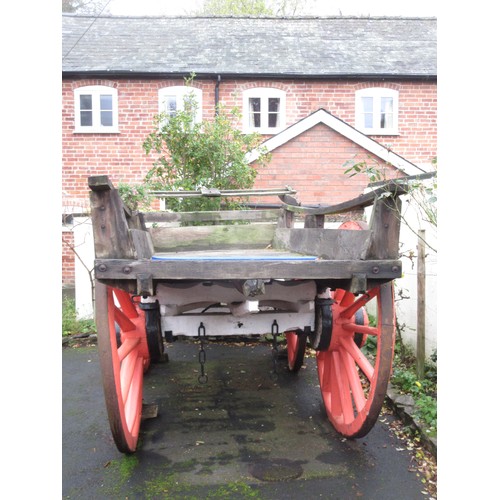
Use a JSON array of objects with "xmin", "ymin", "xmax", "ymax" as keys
[
  {"xmin": 62, "ymin": 297, "xmax": 96, "ymax": 337},
  {"xmin": 206, "ymin": 481, "xmax": 261, "ymax": 499}
]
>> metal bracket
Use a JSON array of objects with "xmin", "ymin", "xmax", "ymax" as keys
[
  {"xmin": 137, "ymin": 273, "xmax": 153, "ymax": 297},
  {"xmin": 349, "ymin": 273, "xmax": 367, "ymax": 294},
  {"xmin": 242, "ymin": 279, "xmax": 266, "ymax": 297}
]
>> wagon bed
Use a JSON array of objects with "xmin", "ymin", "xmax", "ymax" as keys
[{"xmin": 89, "ymin": 174, "xmax": 406, "ymax": 453}]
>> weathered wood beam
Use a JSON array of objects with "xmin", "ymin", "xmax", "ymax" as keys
[
  {"xmin": 129, "ymin": 229, "xmax": 154, "ymax": 259},
  {"xmin": 142, "ymin": 209, "xmax": 281, "ymax": 224},
  {"xmin": 88, "ymin": 175, "xmax": 114, "ymax": 191},
  {"xmin": 89, "ymin": 188, "xmax": 137, "ymax": 259},
  {"xmin": 273, "ymin": 228, "xmax": 372, "ymax": 260},
  {"xmin": 366, "ymin": 195, "xmax": 402, "ymax": 259},
  {"xmin": 283, "ymin": 182, "xmax": 408, "ymax": 217},
  {"xmin": 94, "ymin": 258, "xmax": 402, "ymax": 281},
  {"xmin": 149, "ymin": 223, "xmax": 276, "ymax": 252}
]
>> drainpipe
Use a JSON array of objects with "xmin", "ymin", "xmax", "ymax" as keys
[{"xmin": 215, "ymin": 75, "xmax": 221, "ymax": 115}]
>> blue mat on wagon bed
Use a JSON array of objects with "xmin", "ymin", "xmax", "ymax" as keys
[{"xmin": 151, "ymin": 250, "xmax": 317, "ymax": 261}]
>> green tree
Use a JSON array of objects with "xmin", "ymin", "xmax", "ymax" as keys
[
  {"xmin": 62, "ymin": 0, "xmax": 107, "ymax": 14},
  {"xmin": 344, "ymin": 155, "xmax": 437, "ymax": 252},
  {"xmin": 197, "ymin": 0, "xmax": 273, "ymax": 15},
  {"xmin": 143, "ymin": 81, "xmax": 270, "ymax": 212},
  {"xmin": 196, "ymin": 0, "xmax": 310, "ymax": 16}
]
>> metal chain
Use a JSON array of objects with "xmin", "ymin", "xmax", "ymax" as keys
[
  {"xmin": 198, "ymin": 322, "xmax": 208, "ymax": 384},
  {"xmin": 270, "ymin": 319, "xmax": 279, "ymax": 381}
]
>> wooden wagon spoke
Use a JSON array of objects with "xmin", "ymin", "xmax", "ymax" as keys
[
  {"xmin": 340, "ymin": 348, "xmax": 366, "ymax": 414},
  {"xmin": 328, "ymin": 353, "xmax": 343, "ymax": 420},
  {"xmin": 117, "ymin": 337, "xmax": 141, "ymax": 362},
  {"xmin": 339, "ymin": 290, "xmax": 356, "ymax": 307},
  {"xmin": 340, "ymin": 287, "xmax": 378, "ymax": 320},
  {"xmin": 342, "ymin": 323, "xmax": 379, "ymax": 337},
  {"xmin": 317, "ymin": 352, "xmax": 333, "ymax": 412},
  {"xmin": 340, "ymin": 336, "xmax": 375, "ymax": 381},
  {"xmin": 113, "ymin": 288, "xmax": 139, "ymax": 319},
  {"xmin": 124, "ymin": 355, "xmax": 144, "ymax": 433},
  {"xmin": 113, "ymin": 306, "xmax": 137, "ymax": 332},
  {"xmin": 120, "ymin": 347, "xmax": 139, "ymax": 403},
  {"xmin": 334, "ymin": 351, "xmax": 354, "ymax": 424}
]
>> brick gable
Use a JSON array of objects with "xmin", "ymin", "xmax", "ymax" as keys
[{"xmin": 253, "ymin": 123, "xmax": 405, "ymax": 205}]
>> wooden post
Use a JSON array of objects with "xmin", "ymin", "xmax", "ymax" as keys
[{"xmin": 416, "ymin": 229, "xmax": 426, "ymax": 379}]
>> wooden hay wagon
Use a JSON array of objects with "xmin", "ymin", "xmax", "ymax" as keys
[{"xmin": 89, "ymin": 175, "xmax": 406, "ymax": 453}]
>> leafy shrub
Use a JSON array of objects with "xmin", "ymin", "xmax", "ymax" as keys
[
  {"xmin": 62, "ymin": 297, "xmax": 96, "ymax": 336},
  {"xmin": 391, "ymin": 338, "xmax": 437, "ymax": 436},
  {"xmin": 142, "ymin": 76, "xmax": 270, "ymax": 213},
  {"xmin": 117, "ymin": 183, "xmax": 152, "ymax": 211}
]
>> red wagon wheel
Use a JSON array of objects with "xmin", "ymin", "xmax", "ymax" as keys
[
  {"xmin": 95, "ymin": 281, "xmax": 151, "ymax": 453},
  {"xmin": 285, "ymin": 330, "xmax": 307, "ymax": 372},
  {"xmin": 316, "ymin": 282, "xmax": 395, "ymax": 438}
]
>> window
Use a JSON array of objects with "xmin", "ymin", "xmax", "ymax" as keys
[
  {"xmin": 74, "ymin": 86, "xmax": 118, "ymax": 133},
  {"xmin": 355, "ymin": 88, "xmax": 399, "ymax": 135},
  {"xmin": 158, "ymin": 86, "xmax": 202, "ymax": 123},
  {"xmin": 243, "ymin": 88, "xmax": 286, "ymax": 134}
]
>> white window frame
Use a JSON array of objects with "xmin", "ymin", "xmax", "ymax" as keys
[
  {"xmin": 74, "ymin": 85, "xmax": 119, "ymax": 133},
  {"xmin": 243, "ymin": 88, "xmax": 286, "ymax": 134},
  {"xmin": 158, "ymin": 86, "xmax": 203, "ymax": 123},
  {"xmin": 355, "ymin": 88, "xmax": 399, "ymax": 135}
]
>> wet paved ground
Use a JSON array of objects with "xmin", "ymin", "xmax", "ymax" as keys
[{"xmin": 63, "ymin": 338, "xmax": 428, "ymax": 499}]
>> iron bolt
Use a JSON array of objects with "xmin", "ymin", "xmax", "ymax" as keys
[
  {"xmin": 123, "ymin": 266, "xmax": 131, "ymax": 274},
  {"xmin": 98, "ymin": 264, "xmax": 107, "ymax": 272},
  {"xmin": 392, "ymin": 266, "xmax": 399, "ymax": 272},
  {"xmin": 372, "ymin": 266, "xmax": 380, "ymax": 274}
]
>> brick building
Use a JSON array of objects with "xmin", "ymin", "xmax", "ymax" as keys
[{"xmin": 62, "ymin": 14, "xmax": 437, "ymax": 288}]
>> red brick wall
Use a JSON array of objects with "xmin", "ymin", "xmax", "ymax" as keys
[
  {"xmin": 62, "ymin": 77, "xmax": 436, "ymax": 202},
  {"xmin": 62, "ymin": 77, "xmax": 436, "ymax": 285},
  {"xmin": 252, "ymin": 123, "xmax": 404, "ymax": 206},
  {"xmin": 62, "ymin": 231, "xmax": 75, "ymax": 286}
]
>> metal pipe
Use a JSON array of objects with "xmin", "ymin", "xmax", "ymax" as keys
[{"xmin": 215, "ymin": 74, "xmax": 221, "ymax": 115}]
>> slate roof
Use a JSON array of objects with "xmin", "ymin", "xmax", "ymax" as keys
[{"xmin": 62, "ymin": 15, "xmax": 436, "ymax": 78}]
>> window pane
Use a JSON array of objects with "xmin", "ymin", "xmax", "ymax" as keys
[
  {"xmin": 80, "ymin": 110, "xmax": 92, "ymax": 126},
  {"xmin": 165, "ymin": 96, "xmax": 177, "ymax": 116},
  {"xmin": 362, "ymin": 96, "xmax": 373, "ymax": 113},
  {"xmin": 268, "ymin": 97, "xmax": 280, "ymax": 113},
  {"xmin": 268, "ymin": 114, "xmax": 279, "ymax": 128},
  {"xmin": 101, "ymin": 110, "xmax": 113, "ymax": 127},
  {"xmin": 362, "ymin": 97, "xmax": 373, "ymax": 128},
  {"xmin": 100, "ymin": 94, "xmax": 113, "ymax": 111},
  {"xmin": 267, "ymin": 98, "xmax": 280, "ymax": 128},
  {"xmin": 380, "ymin": 97, "xmax": 393, "ymax": 129},
  {"xmin": 249, "ymin": 98, "xmax": 261, "ymax": 127},
  {"xmin": 80, "ymin": 95, "xmax": 92, "ymax": 110},
  {"xmin": 250, "ymin": 98, "xmax": 261, "ymax": 112}
]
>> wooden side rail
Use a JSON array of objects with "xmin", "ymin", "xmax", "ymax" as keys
[
  {"xmin": 89, "ymin": 175, "xmax": 408, "ymax": 264},
  {"xmin": 142, "ymin": 208, "xmax": 281, "ymax": 225},
  {"xmin": 277, "ymin": 180, "xmax": 409, "ymax": 260},
  {"xmin": 282, "ymin": 181, "xmax": 409, "ymax": 217}
]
